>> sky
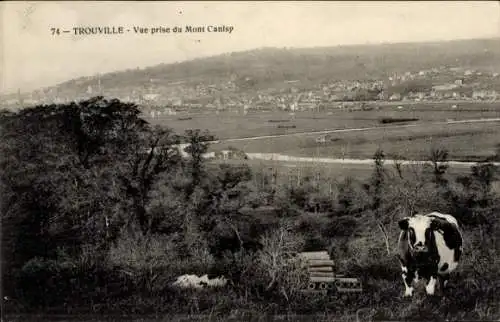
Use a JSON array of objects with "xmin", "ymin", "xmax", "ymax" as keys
[{"xmin": 2, "ymin": 1, "xmax": 500, "ymax": 94}]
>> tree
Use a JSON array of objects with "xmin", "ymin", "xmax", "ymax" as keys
[
  {"xmin": 460, "ymin": 162, "xmax": 498, "ymax": 230},
  {"xmin": 428, "ymin": 145, "xmax": 449, "ymax": 186},
  {"xmin": 197, "ymin": 164, "xmax": 255, "ymax": 256},
  {"xmin": 256, "ymin": 220, "xmax": 307, "ymax": 299},
  {"xmin": 57, "ymin": 96, "xmax": 149, "ymax": 168},
  {"xmin": 389, "ymin": 153, "xmax": 406, "ymax": 179},
  {"xmin": 0, "ymin": 97, "xmax": 175, "ymax": 289},
  {"xmin": 368, "ymin": 149, "xmax": 392, "ymax": 255},
  {"xmin": 119, "ymin": 126, "xmax": 183, "ymax": 236},
  {"xmin": 367, "ymin": 149, "xmax": 386, "ymax": 211},
  {"xmin": 471, "ymin": 162, "xmax": 498, "ymax": 204},
  {"xmin": 183, "ymin": 129, "xmax": 216, "ymax": 199}
]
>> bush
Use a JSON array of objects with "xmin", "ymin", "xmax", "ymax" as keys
[
  {"xmin": 16, "ymin": 257, "xmax": 133, "ymax": 311},
  {"xmin": 253, "ymin": 222, "xmax": 309, "ymax": 303}
]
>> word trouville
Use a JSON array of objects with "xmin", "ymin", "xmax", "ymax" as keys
[{"xmin": 71, "ymin": 25, "xmax": 234, "ymax": 35}]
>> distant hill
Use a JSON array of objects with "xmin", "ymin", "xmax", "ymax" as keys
[{"xmin": 18, "ymin": 37, "xmax": 500, "ymax": 100}]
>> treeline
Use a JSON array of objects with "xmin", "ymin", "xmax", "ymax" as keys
[{"xmin": 1, "ymin": 97, "xmax": 500, "ymax": 320}]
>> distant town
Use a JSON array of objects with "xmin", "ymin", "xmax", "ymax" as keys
[{"xmin": 2, "ymin": 65, "xmax": 499, "ymax": 115}]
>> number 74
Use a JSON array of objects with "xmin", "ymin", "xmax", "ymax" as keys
[{"xmin": 51, "ymin": 28, "xmax": 60, "ymax": 35}]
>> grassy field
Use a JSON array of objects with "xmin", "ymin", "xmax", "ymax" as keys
[
  {"xmin": 145, "ymin": 102, "xmax": 500, "ymax": 140},
  {"xmin": 145, "ymin": 102, "xmax": 500, "ymax": 161},
  {"xmin": 207, "ymin": 120, "xmax": 500, "ymax": 161}
]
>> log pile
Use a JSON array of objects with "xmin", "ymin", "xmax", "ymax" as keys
[{"xmin": 298, "ymin": 250, "xmax": 362, "ymax": 294}]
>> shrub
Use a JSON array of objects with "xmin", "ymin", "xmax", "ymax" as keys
[
  {"xmin": 253, "ymin": 222, "xmax": 309, "ymax": 303},
  {"xmin": 108, "ymin": 233, "xmax": 179, "ymax": 269},
  {"xmin": 16, "ymin": 257, "xmax": 132, "ymax": 312}
]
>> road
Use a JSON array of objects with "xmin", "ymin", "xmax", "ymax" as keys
[{"xmin": 244, "ymin": 153, "xmax": 500, "ymax": 167}]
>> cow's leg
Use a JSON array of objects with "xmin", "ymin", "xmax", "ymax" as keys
[
  {"xmin": 439, "ymin": 274, "xmax": 450, "ymax": 294},
  {"xmin": 425, "ymin": 275, "xmax": 438, "ymax": 295},
  {"xmin": 402, "ymin": 266, "xmax": 415, "ymax": 297}
]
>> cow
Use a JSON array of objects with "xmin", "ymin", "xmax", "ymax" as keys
[{"xmin": 397, "ymin": 211, "xmax": 463, "ymax": 297}]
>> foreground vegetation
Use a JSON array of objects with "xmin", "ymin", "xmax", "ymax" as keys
[{"xmin": 2, "ymin": 97, "xmax": 500, "ymax": 320}]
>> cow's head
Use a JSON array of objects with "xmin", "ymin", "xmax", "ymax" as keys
[{"xmin": 398, "ymin": 214, "xmax": 441, "ymax": 253}]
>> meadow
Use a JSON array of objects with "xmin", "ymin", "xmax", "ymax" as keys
[
  {"xmin": 147, "ymin": 102, "xmax": 500, "ymax": 141},
  {"xmin": 146, "ymin": 102, "xmax": 500, "ymax": 162},
  {"xmin": 210, "ymin": 120, "xmax": 500, "ymax": 161}
]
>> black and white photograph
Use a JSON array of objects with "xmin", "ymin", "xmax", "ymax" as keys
[{"xmin": 1, "ymin": 1, "xmax": 500, "ymax": 321}]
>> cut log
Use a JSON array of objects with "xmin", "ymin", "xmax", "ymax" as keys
[
  {"xmin": 310, "ymin": 272, "xmax": 335, "ymax": 278},
  {"xmin": 298, "ymin": 251, "xmax": 330, "ymax": 260},
  {"xmin": 310, "ymin": 276, "xmax": 337, "ymax": 283},
  {"xmin": 308, "ymin": 266, "xmax": 333, "ymax": 273},
  {"xmin": 307, "ymin": 259, "xmax": 335, "ymax": 267}
]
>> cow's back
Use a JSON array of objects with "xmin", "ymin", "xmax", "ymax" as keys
[
  {"xmin": 427, "ymin": 212, "xmax": 460, "ymax": 228},
  {"xmin": 426, "ymin": 212, "xmax": 463, "ymax": 275}
]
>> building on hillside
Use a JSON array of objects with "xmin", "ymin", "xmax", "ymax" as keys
[
  {"xmin": 329, "ymin": 94, "xmax": 341, "ymax": 101},
  {"xmin": 432, "ymin": 84, "xmax": 459, "ymax": 91},
  {"xmin": 142, "ymin": 93, "xmax": 160, "ymax": 102},
  {"xmin": 170, "ymin": 97, "xmax": 183, "ymax": 106},
  {"xmin": 472, "ymin": 90, "xmax": 498, "ymax": 100},
  {"xmin": 297, "ymin": 102, "xmax": 317, "ymax": 110},
  {"xmin": 4, "ymin": 99, "xmax": 19, "ymax": 106},
  {"xmin": 389, "ymin": 93, "xmax": 402, "ymax": 101},
  {"xmin": 377, "ymin": 92, "xmax": 387, "ymax": 100},
  {"xmin": 164, "ymin": 108, "xmax": 177, "ymax": 115}
]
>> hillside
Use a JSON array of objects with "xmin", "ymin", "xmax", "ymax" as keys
[{"xmin": 28, "ymin": 38, "xmax": 500, "ymax": 96}]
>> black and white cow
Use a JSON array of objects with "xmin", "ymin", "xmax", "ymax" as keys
[{"xmin": 397, "ymin": 212, "xmax": 463, "ymax": 297}]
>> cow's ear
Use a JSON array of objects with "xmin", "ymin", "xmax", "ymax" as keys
[{"xmin": 398, "ymin": 218, "xmax": 409, "ymax": 230}]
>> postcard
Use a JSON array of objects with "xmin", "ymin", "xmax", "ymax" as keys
[{"xmin": 2, "ymin": 1, "xmax": 500, "ymax": 321}]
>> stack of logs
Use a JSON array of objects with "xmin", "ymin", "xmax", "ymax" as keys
[{"xmin": 298, "ymin": 250, "xmax": 362, "ymax": 294}]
